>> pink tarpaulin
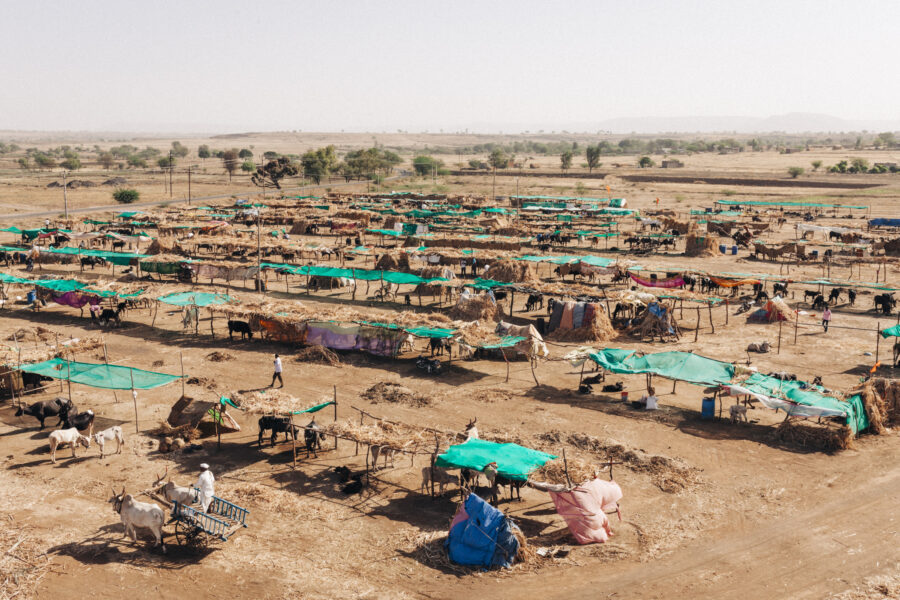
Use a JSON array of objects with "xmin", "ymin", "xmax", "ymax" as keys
[
  {"xmin": 629, "ymin": 272, "xmax": 685, "ymax": 289},
  {"xmin": 549, "ymin": 479, "xmax": 623, "ymax": 544}
]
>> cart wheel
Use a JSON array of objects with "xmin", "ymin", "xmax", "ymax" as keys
[{"xmin": 175, "ymin": 519, "xmax": 209, "ymax": 550}]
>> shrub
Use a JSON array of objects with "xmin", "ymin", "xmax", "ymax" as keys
[
  {"xmin": 788, "ymin": 166, "xmax": 804, "ymax": 178},
  {"xmin": 113, "ymin": 188, "xmax": 140, "ymax": 204}
]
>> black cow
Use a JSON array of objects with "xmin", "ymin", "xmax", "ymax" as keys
[
  {"xmin": 493, "ymin": 290, "xmax": 507, "ymax": 302},
  {"xmin": 547, "ymin": 297, "xmax": 559, "ymax": 316},
  {"xmin": 429, "ymin": 338, "xmax": 451, "ymax": 357},
  {"xmin": 755, "ymin": 290, "xmax": 769, "ymax": 303},
  {"xmin": 525, "ymin": 294, "xmax": 543, "ymax": 312},
  {"xmin": 829, "ymin": 230, "xmax": 843, "ymax": 241},
  {"xmin": 601, "ymin": 381, "xmax": 624, "ymax": 393},
  {"xmin": 848, "ymin": 289, "xmax": 857, "ymax": 306},
  {"xmin": 62, "ymin": 409, "xmax": 95, "ymax": 434},
  {"xmin": 812, "ymin": 294, "xmax": 826, "ymax": 310},
  {"xmin": 22, "ymin": 372, "xmax": 53, "ymax": 392},
  {"xmin": 803, "ymin": 290, "xmax": 818, "ymax": 303},
  {"xmin": 111, "ymin": 240, "xmax": 126, "ymax": 250},
  {"xmin": 80, "ymin": 256, "xmax": 106, "ymax": 269},
  {"xmin": 773, "ymin": 282, "xmax": 788, "ymax": 296},
  {"xmin": 14, "ymin": 397, "xmax": 74, "ymax": 429},
  {"xmin": 875, "ymin": 294, "xmax": 896, "ymax": 315},
  {"xmin": 828, "ymin": 288, "xmax": 843, "ymax": 304},
  {"xmin": 257, "ymin": 415, "xmax": 298, "ymax": 447},
  {"xmin": 228, "ymin": 320, "xmax": 253, "ymax": 340},
  {"xmin": 98, "ymin": 307, "xmax": 122, "ymax": 327}
]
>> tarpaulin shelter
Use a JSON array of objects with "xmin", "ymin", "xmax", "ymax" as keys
[
  {"xmin": 725, "ymin": 372, "xmax": 868, "ymax": 434},
  {"xmin": 869, "ymin": 218, "xmax": 900, "ymax": 228},
  {"xmin": 446, "ymin": 493, "xmax": 521, "ymax": 568},
  {"xmin": 36, "ymin": 246, "xmax": 148, "ymax": 266},
  {"xmin": 156, "ymin": 291, "xmax": 236, "ymax": 307},
  {"xmin": 17, "ymin": 358, "xmax": 181, "ymax": 390},
  {"xmin": 881, "ymin": 324, "xmax": 900, "ymax": 338},
  {"xmin": 587, "ymin": 349, "xmax": 735, "ymax": 387},
  {"xmin": 260, "ymin": 263, "xmax": 447, "ymax": 286},
  {"xmin": 436, "ymin": 438, "xmax": 556, "ymax": 481}
]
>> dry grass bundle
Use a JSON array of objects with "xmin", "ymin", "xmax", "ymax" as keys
[
  {"xmin": 148, "ymin": 421, "xmax": 200, "ymax": 441},
  {"xmin": 6, "ymin": 326, "xmax": 55, "ymax": 343},
  {"xmin": 374, "ymin": 252, "xmax": 412, "ymax": 272},
  {"xmin": 774, "ymin": 419, "xmax": 853, "ymax": 452},
  {"xmin": 870, "ymin": 378, "xmax": 900, "ymax": 426},
  {"xmin": 231, "ymin": 388, "xmax": 324, "ymax": 415},
  {"xmin": 417, "ymin": 265, "xmax": 456, "ymax": 280},
  {"xmin": 145, "ymin": 238, "xmax": 175, "ymax": 255},
  {"xmin": 0, "ymin": 515, "xmax": 51, "ymax": 599},
  {"xmin": 627, "ymin": 302, "xmax": 680, "ymax": 342},
  {"xmin": 548, "ymin": 304, "xmax": 616, "ymax": 342},
  {"xmin": 294, "ymin": 345, "xmax": 342, "ymax": 367},
  {"xmin": 322, "ymin": 419, "xmax": 432, "ymax": 451},
  {"xmin": 540, "ymin": 430, "xmax": 701, "ymax": 493},
  {"xmin": 206, "ymin": 351, "xmax": 234, "ymax": 362},
  {"xmin": 660, "ymin": 217, "xmax": 697, "ymax": 235},
  {"xmin": 361, "ymin": 381, "xmax": 434, "ymax": 407},
  {"xmin": 448, "ymin": 293, "xmax": 506, "ymax": 322},
  {"xmin": 332, "ymin": 210, "xmax": 371, "ymax": 226},
  {"xmin": 532, "ymin": 457, "xmax": 603, "ymax": 486},
  {"xmin": 382, "ymin": 216, "xmax": 399, "ymax": 230},
  {"xmin": 481, "ymin": 260, "xmax": 540, "ymax": 284},
  {"xmin": 684, "ymin": 233, "xmax": 721, "ymax": 257}
]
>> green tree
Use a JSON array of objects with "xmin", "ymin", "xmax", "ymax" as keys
[
  {"xmin": 98, "ymin": 152, "xmax": 115, "ymax": 170},
  {"xmin": 788, "ymin": 166, "xmax": 804, "ymax": 178},
  {"xmin": 877, "ymin": 132, "xmax": 896, "ymax": 148},
  {"xmin": 17, "ymin": 157, "xmax": 30, "ymax": 170},
  {"xmin": 412, "ymin": 155, "xmax": 443, "ymax": 176},
  {"xmin": 850, "ymin": 157, "xmax": 869, "ymax": 173},
  {"xmin": 221, "ymin": 150, "xmax": 239, "ymax": 181},
  {"xmin": 638, "ymin": 156, "xmax": 655, "ymax": 168},
  {"xmin": 238, "ymin": 148, "xmax": 253, "ymax": 159},
  {"xmin": 300, "ymin": 146, "xmax": 337, "ymax": 184},
  {"xmin": 560, "ymin": 150, "xmax": 573, "ymax": 172},
  {"xmin": 488, "ymin": 148, "xmax": 508, "ymax": 170},
  {"xmin": 468, "ymin": 158, "xmax": 482, "ymax": 169},
  {"xmin": 241, "ymin": 160, "xmax": 255, "ymax": 173},
  {"xmin": 127, "ymin": 155, "xmax": 148, "ymax": 168},
  {"xmin": 60, "ymin": 156, "xmax": 81, "ymax": 170},
  {"xmin": 252, "ymin": 156, "xmax": 299, "ymax": 189},
  {"xmin": 33, "ymin": 152, "xmax": 57, "ymax": 170},
  {"xmin": 112, "ymin": 188, "xmax": 140, "ymax": 204},
  {"xmin": 198, "ymin": 145, "xmax": 211, "ymax": 160},
  {"xmin": 171, "ymin": 141, "xmax": 189, "ymax": 158},
  {"xmin": 585, "ymin": 145, "xmax": 601, "ymax": 172},
  {"xmin": 810, "ymin": 160, "xmax": 823, "ymax": 172},
  {"xmin": 157, "ymin": 156, "xmax": 175, "ymax": 169},
  {"xmin": 263, "ymin": 151, "xmax": 279, "ymax": 160}
]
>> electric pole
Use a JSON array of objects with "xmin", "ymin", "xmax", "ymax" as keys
[{"xmin": 168, "ymin": 151, "xmax": 174, "ymax": 199}]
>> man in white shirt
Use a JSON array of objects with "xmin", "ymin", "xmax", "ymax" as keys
[
  {"xmin": 195, "ymin": 463, "xmax": 215, "ymax": 513},
  {"xmin": 270, "ymin": 353, "xmax": 284, "ymax": 388},
  {"xmin": 641, "ymin": 387, "xmax": 659, "ymax": 410}
]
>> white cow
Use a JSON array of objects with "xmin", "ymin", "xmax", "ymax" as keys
[
  {"xmin": 48, "ymin": 427, "xmax": 91, "ymax": 463},
  {"xmin": 93, "ymin": 426, "xmax": 124, "ymax": 458},
  {"xmin": 108, "ymin": 487, "xmax": 166, "ymax": 552},
  {"xmin": 152, "ymin": 466, "xmax": 197, "ymax": 505}
]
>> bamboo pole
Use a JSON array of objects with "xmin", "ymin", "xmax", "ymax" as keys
[
  {"xmin": 180, "ymin": 352, "xmax": 186, "ymax": 398},
  {"xmin": 333, "ymin": 386, "xmax": 338, "ymax": 450},
  {"xmin": 103, "ymin": 344, "xmax": 118, "ymax": 403},
  {"xmin": 707, "ymin": 301, "xmax": 715, "ymax": 333},
  {"xmin": 694, "ymin": 307, "xmax": 700, "ymax": 342},
  {"xmin": 130, "ymin": 368, "xmax": 138, "ymax": 433},
  {"xmin": 777, "ymin": 318, "xmax": 783, "ymax": 354},
  {"xmin": 290, "ymin": 411, "xmax": 297, "ymax": 469},
  {"xmin": 876, "ymin": 321, "xmax": 881, "ymax": 364}
]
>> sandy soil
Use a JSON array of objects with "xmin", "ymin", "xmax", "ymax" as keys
[{"xmin": 0, "ymin": 161, "xmax": 899, "ymax": 599}]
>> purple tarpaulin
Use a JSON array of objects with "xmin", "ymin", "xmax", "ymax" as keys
[
  {"xmin": 629, "ymin": 273, "xmax": 685, "ymax": 289},
  {"xmin": 50, "ymin": 291, "xmax": 100, "ymax": 308}
]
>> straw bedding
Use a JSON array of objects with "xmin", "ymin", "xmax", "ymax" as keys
[
  {"xmin": 532, "ymin": 456, "xmax": 604, "ymax": 486},
  {"xmin": 322, "ymin": 419, "xmax": 434, "ymax": 452},
  {"xmin": 0, "ymin": 515, "xmax": 51, "ymax": 599},
  {"xmin": 774, "ymin": 420, "xmax": 853, "ymax": 452},
  {"xmin": 361, "ymin": 381, "xmax": 435, "ymax": 407},
  {"xmin": 293, "ymin": 345, "xmax": 342, "ymax": 367},
  {"xmin": 206, "ymin": 351, "xmax": 234, "ymax": 362},
  {"xmin": 231, "ymin": 388, "xmax": 329, "ymax": 415},
  {"xmin": 448, "ymin": 294, "xmax": 506, "ymax": 322},
  {"xmin": 547, "ymin": 304, "xmax": 616, "ymax": 342}
]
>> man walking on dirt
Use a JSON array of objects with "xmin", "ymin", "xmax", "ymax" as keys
[
  {"xmin": 822, "ymin": 305, "xmax": 832, "ymax": 333},
  {"xmin": 270, "ymin": 353, "xmax": 284, "ymax": 388}
]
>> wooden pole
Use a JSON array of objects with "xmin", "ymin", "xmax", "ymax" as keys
[
  {"xmin": 777, "ymin": 318, "xmax": 783, "ymax": 354},
  {"xmin": 876, "ymin": 321, "xmax": 881, "ymax": 364},
  {"xmin": 501, "ymin": 348, "xmax": 510, "ymax": 383},
  {"xmin": 333, "ymin": 385, "xmax": 338, "ymax": 450},
  {"xmin": 694, "ymin": 307, "xmax": 700, "ymax": 342},
  {"xmin": 179, "ymin": 352, "xmax": 186, "ymax": 398},
  {"xmin": 562, "ymin": 447, "xmax": 572, "ymax": 488},
  {"xmin": 725, "ymin": 299, "xmax": 729, "ymax": 324},
  {"xmin": 290, "ymin": 411, "xmax": 297, "ymax": 469},
  {"xmin": 530, "ymin": 357, "xmax": 540, "ymax": 387},
  {"xmin": 707, "ymin": 301, "xmax": 715, "ymax": 333},
  {"xmin": 66, "ymin": 357, "xmax": 72, "ymax": 402},
  {"xmin": 130, "ymin": 368, "xmax": 138, "ymax": 433},
  {"xmin": 794, "ymin": 310, "xmax": 799, "ymax": 344}
]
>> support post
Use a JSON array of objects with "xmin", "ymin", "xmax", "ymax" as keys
[
  {"xmin": 876, "ymin": 321, "xmax": 881, "ymax": 364},
  {"xmin": 694, "ymin": 307, "xmax": 700, "ymax": 342},
  {"xmin": 777, "ymin": 318, "xmax": 783, "ymax": 354},
  {"xmin": 103, "ymin": 344, "xmax": 118, "ymax": 403},
  {"xmin": 180, "ymin": 352, "xmax": 186, "ymax": 398},
  {"xmin": 130, "ymin": 368, "xmax": 138, "ymax": 433},
  {"xmin": 290, "ymin": 412, "xmax": 297, "ymax": 469},
  {"xmin": 333, "ymin": 386, "xmax": 338, "ymax": 450}
]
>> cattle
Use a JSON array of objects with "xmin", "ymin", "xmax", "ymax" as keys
[
  {"xmin": 803, "ymin": 290, "xmax": 819, "ymax": 303},
  {"xmin": 80, "ymin": 256, "xmax": 106, "ymax": 269},
  {"xmin": 257, "ymin": 415, "xmax": 297, "ymax": 447},
  {"xmin": 153, "ymin": 467, "xmax": 197, "ymax": 505},
  {"xmin": 894, "ymin": 341, "xmax": 900, "ymax": 367},
  {"xmin": 62, "ymin": 409, "xmax": 95, "ymax": 436},
  {"xmin": 767, "ymin": 371, "xmax": 798, "ymax": 381},
  {"xmin": 601, "ymin": 381, "xmax": 624, "ymax": 393},
  {"xmin": 747, "ymin": 341, "xmax": 771, "ymax": 353},
  {"xmin": 21, "ymin": 372, "xmax": 53, "ymax": 392},
  {"xmin": 493, "ymin": 290, "xmax": 508, "ymax": 302},
  {"xmin": 848, "ymin": 289, "xmax": 857, "ymax": 306},
  {"xmin": 369, "ymin": 444, "xmax": 396, "ymax": 471},
  {"xmin": 48, "ymin": 427, "xmax": 91, "ymax": 463},
  {"xmin": 108, "ymin": 487, "xmax": 166, "ymax": 552},
  {"xmin": 754, "ymin": 290, "xmax": 769, "ymax": 303},
  {"xmin": 547, "ymin": 297, "xmax": 559, "ymax": 316},
  {"xmin": 773, "ymin": 282, "xmax": 788, "ymax": 296},
  {"xmin": 14, "ymin": 397, "xmax": 74, "ymax": 429},
  {"xmin": 98, "ymin": 307, "xmax": 122, "ymax": 327},
  {"xmin": 829, "ymin": 230, "xmax": 843, "ymax": 241},
  {"xmin": 464, "ymin": 417, "xmax": 478, "ymax": 440},
  {"xmin": 429, "ymin": 337, "xmax": 451, "ymax": 356},
  {"xmin": 228, "ymin": 320, "xmax": 253, "ymax": 340},
  {"xmin": 420, "ymin": 465, "xmax": 455, "ymax": 495},
  {"xmin": 828, "ymin": 288, "xmax": 843, "ymax": 304},
  {"xmin": 483, "ymin": 462, "xmax": 524, "ymax": 504},
  {"xmin": 93, "ymin": 426, "xmax": 124, "ymax": 458},
  {"xmin": 812, "ymin": 294, "xmax": 826, "ymax": 310},
  {"xmin": 341, "ymin": 474, "xmax": 365, "ymax": 495},
  {"xmin": 730, "ymin": 404, "xmax": 749, "ymax": 424},
  {"xmin": 304, "ymin": 420, "xmax": 326, "ymax": 458},
  {"xmin": 875, "ymin": 293, "xmax": 896, "ymax": 315},
  {"xmin": 111, "ymin": 240, "xmax": 126, "ymax": 250},
  {"xmin": 525, "ymin": 293, "xmax": 543, "ymax": 312}
]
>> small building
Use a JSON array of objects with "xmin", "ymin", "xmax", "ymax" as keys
[{"xmin": 661, "ymin": 159, "xmax": 684, "ymax": 168}]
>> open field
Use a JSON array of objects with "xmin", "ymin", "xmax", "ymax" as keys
[{"xmin": 1, "ymin": 136, "xmax": 900, "ymax": 600}]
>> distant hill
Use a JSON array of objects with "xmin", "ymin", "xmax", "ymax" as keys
[{"xmin": 588, "ymin": 113, "xmax": 900, "ymax": 134}]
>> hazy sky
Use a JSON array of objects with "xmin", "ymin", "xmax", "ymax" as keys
[{"xmin": 2, "ymin": 0, "xmax": 898, "ymax": 133}]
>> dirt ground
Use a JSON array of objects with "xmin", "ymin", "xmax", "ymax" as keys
[{"xmin": 1, "ymin": 146, "xmax": 900, "ymax": 599}]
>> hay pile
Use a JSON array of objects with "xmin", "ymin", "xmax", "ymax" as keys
[
  {"xmin": 660, "ymin": 217, "xmax": 697, "ymax": 235},
  {"xmin": 382, "ymin": 216, "xmax": 399, "ymax": 230},
  {"xmin": 145, "ymin": 237, "xmax": 177, "ymax": 255},
  {"xmin": 323, "ymin": 419, "xmax": 432, "ymax": 451},
  {"xmin": 448, "ymin": 293, "xmax": 506, "ymax": 322},
  {"xmin": 548, "ymin": 303, "xmax": 616, "ymax": 342},
  {"xmin": 361, "ymin": 381, "xmax": 434, "ymax": 407},
  {"xmin": 231, "ymin": 388, "xmax": 328, "ymax": 414},
  {"xmin": 775, "ymin": 420, "xmax": 853, "ymax": 452},
  {"xmin": 206, "ymin": 351, "xmax": 234, "ymax": 362},
  {"xmin": 481, "ymin": 260, "xmax": 540, "ymax": 284},
  {"xmin": 374, "ymin": 252, "xmax": 412, "ymax": 272},
  {"xmin": 294, "ymin": 345, "xmax": 342, "ymax": 367},
  {"xmin": 532, "ymin": 457, "xmax": 604, "ymax": 486},
  {"xmin": 847, "ymin": 378, "xmax": 900, "ymax": 432},
  {"xmin": 332, "ymin": 210, "xmax": 371, "ymax": 226},
  {"xmin": 6, "ymin": 326, "xmax": 55, "ymax": 343},
  {"xmin": 627, "ymin": 302, "xmax": 680, "ymax": 342},
  {"xmin": 684, "ymin": 233, "xmax": 721, "ymax": 257},
  {"xmin": 0, "ymin": 516, "xmax": 51, "ymax": 599}
]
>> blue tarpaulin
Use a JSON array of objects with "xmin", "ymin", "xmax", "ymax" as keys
[
  {"xmin": 446, "ymin": 493, "xmax": 521, "ymax": 568},
  {"xmin": 870, "ymin": 218, "xmax": 900, "ymax": 228}
]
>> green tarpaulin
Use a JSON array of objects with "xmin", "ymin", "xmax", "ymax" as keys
[
  {"xmin": 40, "ymin": 246, "xmax": 148, "ymax": 265},
  {"xmin": 436, "ymin": 438, "xmax": 556, "ymax": 482},
  {"xmin": 588, "ymin": 349, "xmax": 734, "ymax": 386},
  {"xmin": 157, "ymin": 291, "xmax": 236, "ymax": 307},
  {"xmin": 260, "ymin": 263, "xmax": 447, "ymax": 285},
  {"xmin": 479, "ymin": 335, "xmax": 526, "ymax": 349},
  {"xmin": 467, "ymin": 278, "xmax": 515, "ymax": 290},
  {"xmin": 716, "ymin": 199, "xmax": 867, "ymax": 209},
  {"xmin": 17, "ymin": 358, "xmax": 181, "ymax": 390},
  {"xmin": 0, "ymin": 272, "xmax": 144, "ymax": 299},
  {"xmin": 140, "ymin": 260, "xmax": 185, "ymax": 275},
  {"xmin": 882, "ymin": 324, "xmax": 900, "ymax": 339},
  {"xmin": 291, "ymin": 400, "xmax": 335, "ymax": 415},
  {"xmin": 404, "ymin": 327, "xmax": 456, "ymax": 339}
]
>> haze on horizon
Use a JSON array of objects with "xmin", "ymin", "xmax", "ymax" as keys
[{"xmin": 2, "ymin": 0, "xmax": 899, "ymax": 135}]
